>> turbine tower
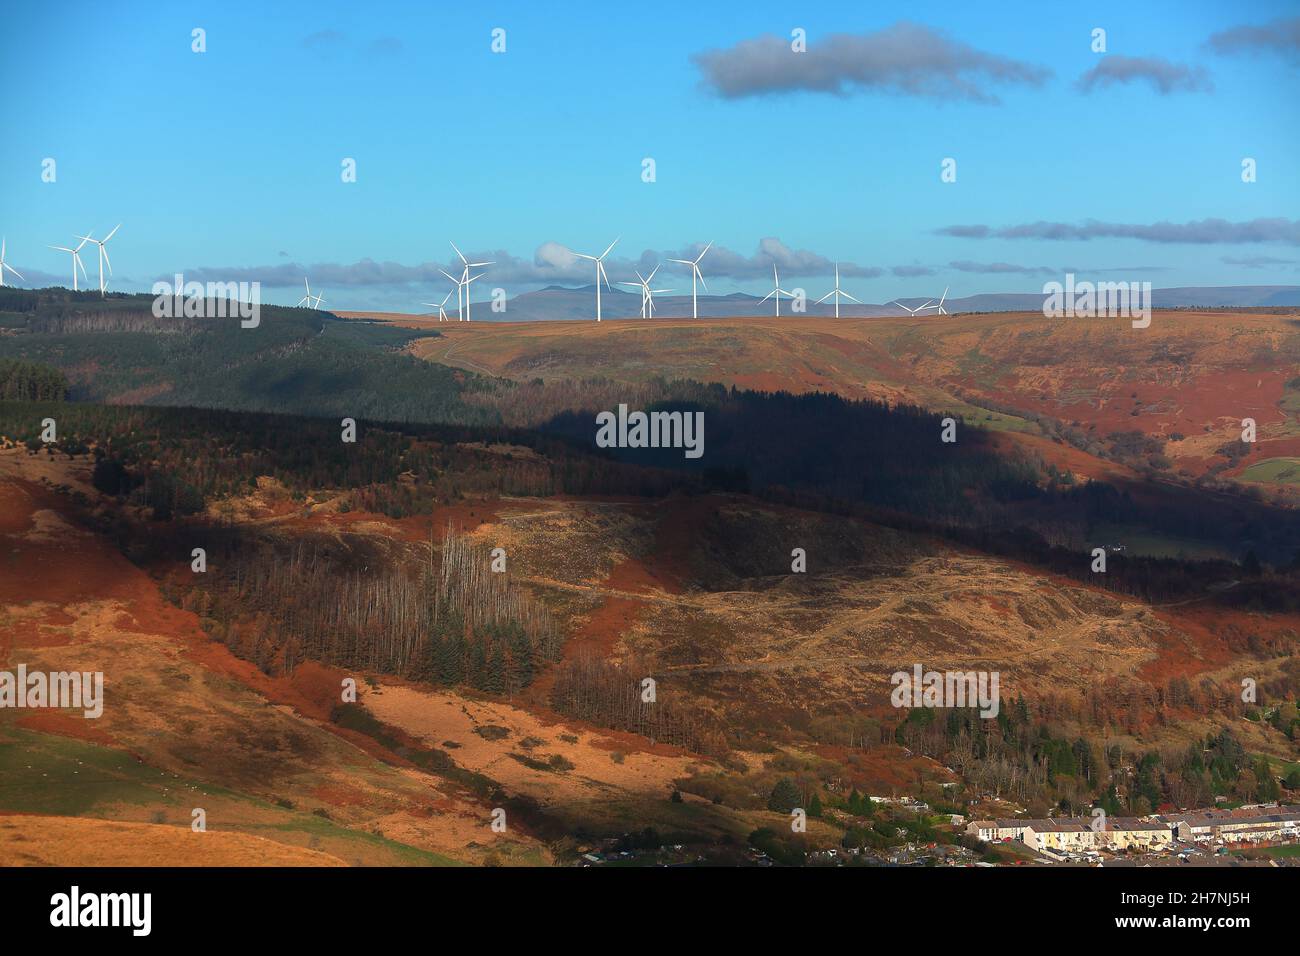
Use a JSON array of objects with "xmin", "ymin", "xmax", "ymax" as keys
[
  {"xmin": 450, "ymin": 242, "xmax": 493, "ymax": 321},
  {"xmin": 816, "ymin": 263, "xmax": 861, "ymax": 319},
  {"xmin": 667, "ymin": 241, "xmax": 712, "ymax": 319},
  {"xmin": 49, "ymin": 237, "xmax": 88, "ymax": 291},
  {"xmin": 461, "ymin": 271, "xmax": 486, "ymax": 320},
  {"xmin": 76, "ymin": 224, "xmax": 121, "ymax": 297},
  {"xmin": 758, "ymin": 263, "xmax": 794, "ymax": 317},
  {"xmin": 0, "ymin": 239, "xmax": 24, "ymax": 287},
  {"xmin": 573, "ymin": 237, "xmax": 619, "ymax": 322}
]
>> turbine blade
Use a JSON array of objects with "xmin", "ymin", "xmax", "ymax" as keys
[
  {"xmin": 695, "ymin": 240, "xmax": 713, "ymax": 263},
  {"xmin": 104, "ymin": 223, "xmax": 121, "ymax": 242},
  {"xmin": 842, "ymin": 291, "xmax": 861, "ymax": 303},
  {"xmin": 102, "ymin": 245, "xmax": 112, "ymax": 275},
  {"xmin": 600, "ymin": 237, "xmax": 619, "ymax": 259},
  {"xmin": 816, "ymin": 291, "xmax": 833, "ymax": 303}
]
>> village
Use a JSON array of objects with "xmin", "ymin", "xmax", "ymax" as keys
[
  {"xmin": 968, "ymin": 803, "xmax": 1300, "ymax": 865},
  {"xmin": 567, "ymin": 799, "xmax": 1300, "ymax": 867}
]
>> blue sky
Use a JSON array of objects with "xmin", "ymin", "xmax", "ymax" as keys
[{"xmin": 1, "ymin": 0, "xmax": 1297, "ymax": 310}]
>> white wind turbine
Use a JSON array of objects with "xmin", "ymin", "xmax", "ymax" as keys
[
  {"xmin": 891, "ymin": 297, "xmax": 934, "ymax": 315},
  {"xmin": 573, "ymin": 237, "xmax": 619, "ymax": 321},
  {"xmin": 618, "ymin": 265, "xmax": 672, "ymax": 318},
  {"xmin": 0, "ymin": 239, "xmax": 24, "ymax": 287},
  {"xmin": 297, "ymin": 277, "xmax": 324, "ymax": 309},
  {"xmin": 916, "ymin": 286, "xmax": 950, "ymax": 315},
  {"xmin": 758, "ymin": 263, "xmax": 794, "ymax": 317},
  {"xmin": 75, "ymin": 223, "xmax": 121, "ymax": 297},
  {"xmin": 667, "ymin": 241, "xmax": 712, "ymax": 319},
  {"xmin": 49, "ymin": 236, "xmax": 88, "ymax": 291},
  {"xmin": 816, "ymin": 263, "xmax": 861, "ymax": 319},
  {"xmin": 450, "ymin": 242, "xmax": 493, "ymax": 321},
  {"xmin": 422, "ymin": 288, "xmax": 454, "ymax": 322}
]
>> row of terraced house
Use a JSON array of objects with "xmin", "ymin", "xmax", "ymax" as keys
[{"xmin": 967, "ymin": 804, "xmax": 1300, "ymax": 854}]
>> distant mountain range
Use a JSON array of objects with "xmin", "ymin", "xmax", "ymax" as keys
[{"xmin": 392, "ymin": 284, "xmax": 1300, "ymax": 322}]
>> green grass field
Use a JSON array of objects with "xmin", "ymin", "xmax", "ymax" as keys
[
  {"xmin": 1240, "ymin": 457, "xmax": 1300, "ymax": 485},
  {"xmin": 1090, "ymin": 523, "xmax": 1235, "ymax": 561},
  {"xmin": 1261, "ymin": 844, "xmax": 1300, "ymax": 858}
]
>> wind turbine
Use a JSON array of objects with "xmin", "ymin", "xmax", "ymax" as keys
[
  {"xmin": 916, "ymin": 286, "xmax": 950, "ymax": 315},
  {"xmin": 618, "ymin": 265, "xmax": 672, "ymax": 318},
  {"xmin": 667, "ymin": 241, "xmax": 712, "ymax": 319},
  {"xmin": 49, "ymin": 237, "xmax": 88, "ymax": 291},
  {"xmin": 758, "ymin": 263, "xmax": 794, "ymax": 317},
  {"xmin": 450, "ymin": 242, "xmax": 493, "ymax": 321},
  {"xmin": 816, "ymin": 263, "xmax": 861, "ymax": 319},
  {"xmin": 75, "ymin": 224, "xmax": 120, "ymax": 297},
  {"xmin": 0, "ymin": 239, "xmax": 24, "ymax": 287},
  {"xmin": 422, "ymin": 288, "xmax": 454, "ymax": 322},
  {"xmin": 297, "ymin": 277, "xmax": 324, "ymax": 309},
  {"xmin": 573, "ymin": 237, "xmax": 619, "ymax": 322},
  {"xmin": 891, "ymin": 298, "xmax": 934, "ymax": 315}
]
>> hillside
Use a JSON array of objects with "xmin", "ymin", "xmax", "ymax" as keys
[
  {"xmin": 1, "ymin": 294, "xmax": 1297, "ymax": 865},
  {"xmin": 401, "ymin": 311, "xmax": 1300, "ymax": 497},
  {"xmin": 0, "ymin": 289, "xmax": 493, "ymax": 426},
  {"xmin": 2, "ymin": 397, "xmax": 1296, "ymax": 864}
]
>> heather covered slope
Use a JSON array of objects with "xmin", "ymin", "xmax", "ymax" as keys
[
  {"xmin": 2, "ymin": 412, "xmax": 1296, "ymax": 858},
  {"xmin": 405, "ymin": 309, "xmax": 1300, "ymax": 490},
  {"xmin": 0, "ymin": 455, "xmax": 542, "ymax": 866}
]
